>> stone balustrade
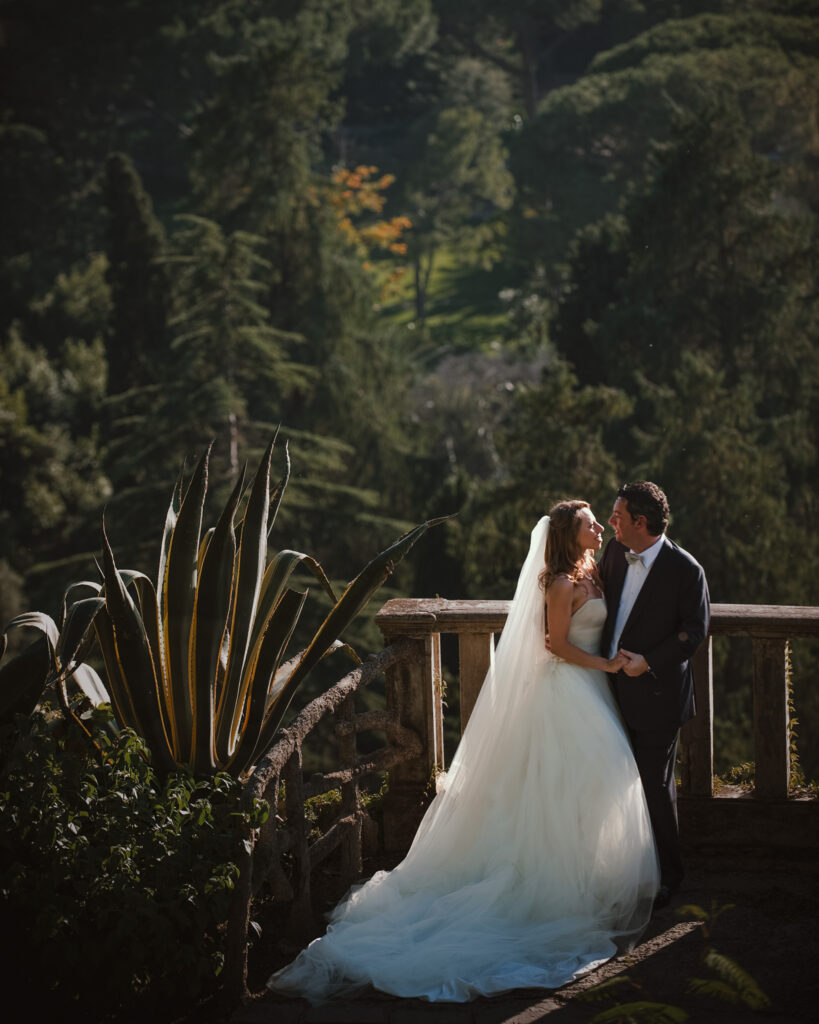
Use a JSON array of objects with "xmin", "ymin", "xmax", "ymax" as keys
[{"xmin": 375, "ymin": 599, "xmax": 819, "ymax": 850}]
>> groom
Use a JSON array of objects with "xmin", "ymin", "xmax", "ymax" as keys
[{"xmin": 598, "ymin": 481, "xmax": 710, "ymax": 909}]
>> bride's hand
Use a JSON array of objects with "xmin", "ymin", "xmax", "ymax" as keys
[
  {"xmin": 605, "ymin": 651, "xmax": 629, "ymax": 673},
  {"xmin": 619, "ymin": 649, "xmax": 649, "ymax": 676}
]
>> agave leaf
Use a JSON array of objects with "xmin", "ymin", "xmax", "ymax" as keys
[
  {"xmin": 101, "ymin": 524, "xmax": 176, "ymax": 774},
  {"xmin": 252, "ymin": 516, "xmax": 449, "ymax": 760},
  {"xmin": 244, "ymin": 550, "xmax": 338, "ymax": 678},
  {"xmin": 5, "ymin": 611, "xmax": 59, "ymax": 650},
  {"xmin": 267, "ymin": 439, "xmax": 289, "ymax": 536},
  {"xmin": 72, "ymin": 663, "xmax": 110, "ymax": 706},
  {"xmin": 0, "ymin": 635, "xmax": 55, "ymax": 722},
  {"xmin": 161, "ymin": 446, "xmax": 210, "ymax": 763},
  {"xmin": 158, "ymin": 475, "xmax": 183, "ymax": 604},
  {"xmin": 94, "ymin": 606, "xmax": 141, "ymax": 730},
  {"xmin": 189, "ymin": 466, "xmax": 245, "ymax": 775},
  {"xmin": 228, "ymin": 588, "xmax": 307, "ymax": 775},
  {"xmin": 60, "ymin": 580, "xmax": 101, "ymax": 629},
  {"xmin": 157, "ymin": 473, "xmax": 183, "ymax": 714},
  {"xmin": 129, "ymin": 572, "xmax": 173, "ymax": 750},
  {"xmin": 2, "ymin": 610, "xmax": 60, "ymax": 716},
  {"xmin": 197, "ymin": 527, "xmax": 214, "ymax": 579},
  {"xmin": 218, "ymin": 439, "xmax": 274, "ymax": 762},
  {"xmin": 244, "ymin": 640, "xmax": 359, "ymax": 768},
  {"xmin": 57, "ymin": 596, "xmax": 105, "ymax": 670},
  {"xmin": 127, "ymin": 573, "xmax": 161, "ymax": 651},
  {"xmin": 265, "ymin": 640, "xmax": 359, "ymax": 715}
]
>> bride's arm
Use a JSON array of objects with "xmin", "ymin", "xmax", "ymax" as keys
[{"xmin": 546, "ymin": 578, "xmax": 627, "ymax": 673}]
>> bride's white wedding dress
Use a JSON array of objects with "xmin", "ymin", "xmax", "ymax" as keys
[{"xmin": 268, "ymin": 518, "xmax": 659, "ymax": 1003}]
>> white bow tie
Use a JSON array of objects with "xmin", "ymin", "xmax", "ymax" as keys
[{"xmin": 625, "ymin": 551, "xmax": 645, "ymax": 568}]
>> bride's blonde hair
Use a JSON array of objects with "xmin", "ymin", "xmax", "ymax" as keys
[{"xmin": 539, "ymin": 500, "xmax": 598, "ymax": 594}]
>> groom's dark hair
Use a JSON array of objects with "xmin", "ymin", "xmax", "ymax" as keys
[{"xmin": 618, "ymin": 481, "xmax": 669, "ymax": 536}]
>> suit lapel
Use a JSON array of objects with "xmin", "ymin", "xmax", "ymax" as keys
[
  {"xmin": 607, "ymin": 558, "xmax": 626, "ymax": 614},
  {"xmin": 603, "ymin": 541, "xmax": 628, "ymax": 641},
  {"xmin": 622, "ymin": 537, "xmax": 671, "ymax": 635}
]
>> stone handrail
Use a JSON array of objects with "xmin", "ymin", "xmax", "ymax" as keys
[{"xmin": 375, "ymin": 600, "xmax": 819, "ymax": 846}]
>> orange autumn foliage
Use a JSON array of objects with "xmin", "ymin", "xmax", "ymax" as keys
[
  {"xmin": 318, "ymin": 165, "xmax": 411, "ymax": 299},
  {"xmin": 328, "ymin": 166, "xmax": 410, "ymax": 255}
]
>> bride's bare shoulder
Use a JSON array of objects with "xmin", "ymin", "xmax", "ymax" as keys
[{"xmin": 545, "ymin": 574, "xmax": 574, "ymax": 605}]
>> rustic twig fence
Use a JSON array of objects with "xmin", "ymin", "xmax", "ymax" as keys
[
  {"xmin": 225, "ymin": 639, "xmax": 423, "ymax": 998},
  {"xmin": 225, "ymin": 600, "xmax": 819, "ymax": 999}
]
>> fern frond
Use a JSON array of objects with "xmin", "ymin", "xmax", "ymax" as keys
[
  {"xmin": 590, "ymin": 1001, "xmax": 689, "ymax": 1024},
  {"xmin": 688, "ymin": 977, "xmax": 741, "ymax": 1003},
  {"xmin": 578, "ymin": 975, "xmax": 637, "ymax": 1002},
  {"xmin": 704, "ymin": 950, "xmax": 771, "ymax": 1009},
  {"xmin": 675, "ymin": 904, "xmax": 708, "ymax": 920}
]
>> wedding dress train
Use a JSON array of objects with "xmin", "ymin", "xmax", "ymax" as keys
[{"xmin": 268, "ymin": 519, "xmax": 659, "ymax": 1003}]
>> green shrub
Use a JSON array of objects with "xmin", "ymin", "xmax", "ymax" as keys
[{"xmin": 0, "ymin": 711, "xmax": 264, "ymax": 1019}]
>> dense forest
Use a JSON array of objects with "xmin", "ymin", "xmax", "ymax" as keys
[{"xmin": 1, "ymin": 0, "xmax": 818, "ymax": 774}]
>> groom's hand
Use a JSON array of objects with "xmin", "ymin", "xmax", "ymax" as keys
[{"xmin": 619, "ymin": 649, "xmax": 649, "ymax": 677}]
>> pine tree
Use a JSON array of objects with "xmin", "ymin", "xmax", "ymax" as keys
[
  {"xmin": 163, "ymin": 214, "xmax": 312, "ymax": 477},
  {"xmin": 104, "ymin": 153, "xmax": 173, "ymax": 394}
]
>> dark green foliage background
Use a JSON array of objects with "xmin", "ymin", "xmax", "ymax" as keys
[{"xmin": 1, "ymin": 0, "xmax": 818, "ymax": 777}]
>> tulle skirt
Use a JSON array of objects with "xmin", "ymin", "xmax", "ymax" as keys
[{"xmin": 268, "ymin": 658, "xmax": 659, "ymax": 1002}]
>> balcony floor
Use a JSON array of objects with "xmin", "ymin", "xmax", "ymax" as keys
[{"xmin": 235, "ymin": 856, "xmax": 818, "ymax": 1024}]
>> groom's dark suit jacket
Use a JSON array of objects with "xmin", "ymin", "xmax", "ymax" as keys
[{"xmin": 599, "ymin": 537, "xmax": 710, "ymax": 731}]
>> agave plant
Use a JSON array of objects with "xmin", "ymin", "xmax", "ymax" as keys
[
  {"xmin": 60, "ymin": 438, "xmax": 441, "ymax": 777},
  {"xmin": 0, "ymin": 607, "xmax": 108, "ymax": 728}
]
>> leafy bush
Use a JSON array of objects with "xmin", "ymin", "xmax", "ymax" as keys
[{"xmin": 0, "ymin": 711, "xmax": 265, "ymax": 1019}]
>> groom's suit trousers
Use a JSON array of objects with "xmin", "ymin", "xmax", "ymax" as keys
[{"xmin": 626, "ymin": 722, "xmax": 684, "ymax": 889}]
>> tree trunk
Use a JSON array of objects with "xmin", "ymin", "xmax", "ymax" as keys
[
  {"xmin": 414, "ymin": 249, "xmax": 435, "ymax": 327},
  {"xmin": 414, "ymin": 253, "xmax": 426, "ymax": 325},
  {"xmin": 517, "ymin": 29, "xmax": 539, "ymax": 118},
  {"xmin": 228, "ymin": 410, "xmax": 239, "ymax": 477}
]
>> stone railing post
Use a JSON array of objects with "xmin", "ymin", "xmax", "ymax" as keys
[
  {"xmin": 376, "ymin": 608, "xmax": 443, "ymax": 852},
  {"xmin": 458, "ymin": 632, "xmax": 494, "ymax": 732},
  {"xmin": 712, "ymin": 605, "xmax": 818, "ymax": 800},
  {"xmin": 753, "ymin": 638, "xmax": 789, "ymax": 800},
  {"xmin": 680, "ymin": 635, "xmax": 714, "ymax": 797}
]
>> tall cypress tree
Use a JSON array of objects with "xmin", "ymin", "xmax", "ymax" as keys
[{"xmin": 104, "ymin": 152, "xmax": 172, "ymax": 394}]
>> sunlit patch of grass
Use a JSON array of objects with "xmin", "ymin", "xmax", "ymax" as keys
[{"xmin": 375, "ymin": 246, "xmax": 515, "ymax": 351}]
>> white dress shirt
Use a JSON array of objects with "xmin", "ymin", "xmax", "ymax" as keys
[{"xmin": 608, "ymin": 534, "xmax": 666, "ymax": 659}]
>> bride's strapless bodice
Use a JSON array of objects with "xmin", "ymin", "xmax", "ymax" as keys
[{"xmin": 567, "ymin": 597, "xmax": 606, "ymax": 655}]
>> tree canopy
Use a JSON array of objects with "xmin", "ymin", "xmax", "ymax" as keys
[{"xmin": 1, "ymin": 0, "xmax": 817, "ymax": 772}]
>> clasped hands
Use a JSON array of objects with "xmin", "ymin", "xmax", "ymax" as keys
[
  {"xmin": 611, "ymin": 649, "xmax": 649, "ymax": 676},
  {"xmin": 543, "ymin": 634, "xmax": 650, "ymax": 676}
]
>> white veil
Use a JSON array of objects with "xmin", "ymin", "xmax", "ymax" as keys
[{"xmin": 403, "ymin": 515, "xmax": 552, "ymax": 856}]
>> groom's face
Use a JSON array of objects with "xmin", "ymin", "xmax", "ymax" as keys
[{"xmin": 609, "ymin": 498, "xmax": 638, "ymax": 549}]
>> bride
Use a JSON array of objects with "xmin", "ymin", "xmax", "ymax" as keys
[{"xmin": 268, "ymin": 501, "xmax": 660, "ymax": 1003}]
